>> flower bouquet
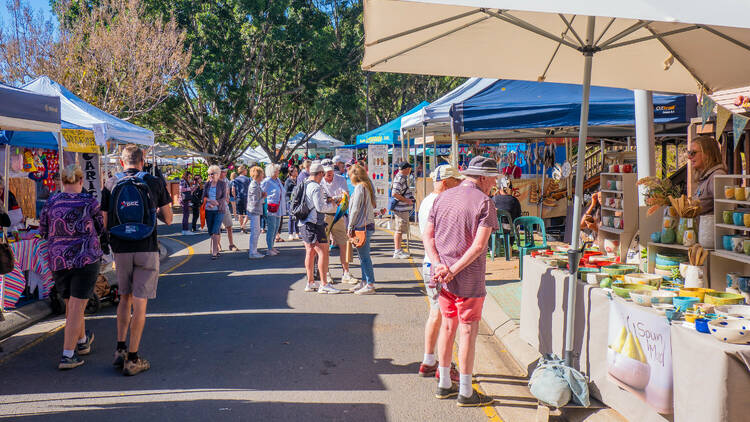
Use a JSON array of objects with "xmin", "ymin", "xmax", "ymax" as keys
[{"xmin": 636, "ymin": 176, "xmax": 682, "ymax": 216}]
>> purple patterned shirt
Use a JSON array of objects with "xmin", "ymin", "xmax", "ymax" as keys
[{"xmin": 39, "ymin": 192, "xmax": 104, "ymax": 272}]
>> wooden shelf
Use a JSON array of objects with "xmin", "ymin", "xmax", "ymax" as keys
[
  {"xmin": 599, "ymin": 226, "xmax": 625, "ymax": 234},
  {"xmin": 601, "ymin": 189, "xmax": 623, "ymax": 194},
  {"xmin": 648, "ymin": 242, "xmax": 697, "ymax": 251},
  {"xmin": 715, "ymin": 223, "xmax": 750, "ymax": 232},
  {"xmin": 712, "ymin": 249, "xmax": 750, "ymax": 265},
  {"xmin": 715, "ymin": 198, "xmax": 750, "ymax": 206},
  {"xmin": 601, "ymin": 206, "xmax": 623, "ymax": 212}
]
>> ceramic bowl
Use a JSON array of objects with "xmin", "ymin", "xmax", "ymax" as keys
[
  {"xmin": 655, "ymin": 255, "xmax": 684, "ymax": 267},
  {"xmin": 612, "ymin": 283, "xmax": 656, "ymax": 299},
  {"xmin": 624, "ymin": 273, "xmax": 662, "ymax": 287},
  {"xmin": 708, "ymin": 318, "xmax": 750, "ymax": 344},
  {"xmin": 586, "ymin": 272, "xmax": 608, "ymax": 285},
  {"xmin": 695, "ymin": 318, "xmax": 711, "ymax": 333},
  {"xmin": 652, "ymin": 303, "xmax": 674, "ymax": 315},
  {"xmin": 673, "ymin": 296, "xmax": 700, "ymax": 311},
  {"xmin": 601, "ymin": 264, "xmax": 638, "ymax": 276},
  {"xmin": 630, "ymin": 289, "xmax": 653, "ymax": 306},
  {"xmin": 650, "ymin": 290, "xmax": 677, "ymax": 305},
  {"xmin": 679, "ymin": 287, "xmax": 715, "ymax": 302},
  {"xmin": 578, "ymin": 267, "xmax": 600, "ymax": 280},
  {"xmin": 684, "ymin": 312, "xmax": 700, "ymax": 323},
  {"xmin": 715, "ymin": 305, "xmax": 750, "ymax": 319},
  {"xmin": 704, "ymin": 292, "xmax": 745, "ymax": 306}
]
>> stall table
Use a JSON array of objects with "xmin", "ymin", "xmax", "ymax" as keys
[
  {"xmin": 1, "ymin": 238, "xmax": 53, "ymax": 309},
  {"xmin": 520, "ymin": 256, "xmax": 750, "ymax": 422}
]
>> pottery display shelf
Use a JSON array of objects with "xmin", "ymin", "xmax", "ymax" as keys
[
  {"xmin": 598, "ymin": 172, "xmax": 637, "ymax": 259},
  {"xmin": 646, "ymin": 242, "xmax": 711, "ymax": 287},
  {"xmin": 711, "ymin": 174, "xmax": 750, "ymax": 292}
]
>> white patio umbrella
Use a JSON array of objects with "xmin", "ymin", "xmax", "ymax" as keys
[{"xmin": 363, "ymin": 0, "xmax": 750, "ymax": 366}]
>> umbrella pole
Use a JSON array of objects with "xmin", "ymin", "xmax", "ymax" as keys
[
  {"xmin": 564, "ymin": 16, "xmax": 595, "ymax": 368},
  {"xmin": 422, "ymin": 123, "xmax": 427, "ymax": 198}
]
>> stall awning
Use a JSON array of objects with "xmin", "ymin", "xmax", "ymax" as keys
[
  {"xmin": 400, "ymin": 78, "xmax": 496, "ymax": 131},
  {"xmin": 356, "ymin": 101, "xmax": 429, "ymax": 145},
  {"xmin": 21, "ymin": 77, "xmax": 154, "ymax": 146},
  {"xmin": 0, "ymin": 83, "xmax": 61, "ymax": 133}
]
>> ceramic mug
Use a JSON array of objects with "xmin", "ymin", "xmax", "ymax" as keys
[
  {"xmin": 616, "ymin": 181, "xmax": 623, "ymax": 190},
  {"xmin": 622, "ymin": 164, "xmax": 633, "ymax": 173},
  {"xmin": 744, "ymin": 213, "xmax": 750, "ymax": 227},
  {"xmin": 724, "ymin": 234, "xmax": 735, "ymax": 251},
  {"xmin": 734, "ymin": 212, "xmax": 745, "ymax": 226},
  {"xmin": 736, "ymin": 187, "xmax": 747, "ymax": 201},
  {"xmin": 733, "ymin": 236, "xmax": 747, "ymax": 253},
  {"xmin": 743, "ymin": 239, "xmax": 750, "ymax": 255},
  {"xmin": 613, "ymin": 217, "xmax": 622, "ymax": 228},
  {"xmin": 613, "ymin": 164, "xmax": 620, "ymax": 173},
  {"xmin": 727, "ymin": 272, "xmax": 739, "ymax": 287},
  {"xmin": 725, "ymin": 186, "xmax": 736, "ymax": 199},
  {"xmin": 724, "ymin": 210, "xmax": 734, "ymax": 224}
]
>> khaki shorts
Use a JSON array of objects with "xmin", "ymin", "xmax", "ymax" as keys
[
  {"xmin": 393, "ymin": 211, "xmax": 410, "ymax": 234},
  {"xmin": 422, "ymin": 263, "xmax": 440, "ymax": 309},
  {"xmin": 324, "ymin": 214, "xmax": 351, "ymax": 263},
  {"xmin": 115, "ymin": 252, "xmax": 160, "ymax": 299}
]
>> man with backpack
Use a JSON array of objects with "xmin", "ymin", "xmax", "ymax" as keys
[
  {"xmin": 290, "ymin": 162, "xmax": 340, "ymax": 294},
  {"xmin": 101, "ymin": 144, "xmax": 173, "ymax": 376}
]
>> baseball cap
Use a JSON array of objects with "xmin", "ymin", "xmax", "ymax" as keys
[
  {"xmin": 461, "ymin": 156, "xmax": 500, "ymax": 177},
  {"xmin": 323, "ymin": 164, "xmax": 335, "ymax": 172},
  {"xmin": 333, "ymin": 155, "xmax": 344, "ymax": 164},
  {"xmin": 430, "ymin": 165, "xmax": 464, "ymax": 182},
  {"xmin": 399, "ymin": 162, "xmax": 412, "ymax": 170},
  {"xmin": 310, "ymin": 163, "xmax": 325, "ymax": 174}
]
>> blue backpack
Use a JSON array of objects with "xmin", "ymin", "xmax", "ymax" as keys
[{"xmin": 109, "ymin": 171, "xmax": 157, "ymax": 241}]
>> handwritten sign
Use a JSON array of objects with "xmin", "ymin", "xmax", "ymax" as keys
[
  {"xmin": 607, "ymin": 298, "xmax": 673, "ymax": 414},
  {"xmin": 368, "ymin": 144, "xmax": 389, "ymax": 211},
  {"xmin": 334, "ymin": 148, "xmax": 353, "ymax": 163},
  {"xmin": 79, "ymin": 152, "xmax": 101, "ymax": 202},
  {"xmin": 62, "ymin": 129, "xmax": 99, "ymax": 154}
]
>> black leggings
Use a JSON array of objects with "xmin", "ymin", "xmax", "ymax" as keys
[{"xmin": 191, "ymin": 205, "xmax": 201, "ymax": 230}]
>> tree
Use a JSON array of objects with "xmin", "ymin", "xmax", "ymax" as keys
[{"xmin": 0, "ymin": 0, "xmax": 191, "ymax": 120}]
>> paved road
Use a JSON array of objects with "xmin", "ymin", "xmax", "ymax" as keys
[{"xmin": 0, "ymin": 220, "xmax": 506, "ymax": 421}]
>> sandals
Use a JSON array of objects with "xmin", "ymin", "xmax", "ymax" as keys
[
  {"xmin": 229, "ymin": 245, "xmax": 239, "ymax": 251},
  {"xmin": 275, "ymin": 237, "xmax": 285, "ymax": 243},
  {"xmin": 211, "ymin": 255, "xmax": 218, "ymax": 260}
]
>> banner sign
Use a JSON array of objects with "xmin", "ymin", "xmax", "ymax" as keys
[
  {"xmin": 78, "ymin": 152, "xmax": 101, "ymax": 202},
  {"xmin": 607, "ymin": 299, "xmax": 673, "ymax": 414},
  {"xmin": 368, "ymin": 144, "xmax": 389, "ymax": 211},
  {"xmin": 62, "ymin": 129, "xmax": 99, "ymax": 153},
  {"xmin": 335, "ymin": 148, "xmax": 353, "ymax": 163},
  {"xmin": 699, "ymin": 94, "xmax": 715, "ymax": 128},
  {"xmin": 733, "ymin": 114, "xmax": 749, "ymax": 147}
]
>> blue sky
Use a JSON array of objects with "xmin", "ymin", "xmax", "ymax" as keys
[{"xmin": 0, "ymin": 0, "xmax": 54, "ymax": 25}]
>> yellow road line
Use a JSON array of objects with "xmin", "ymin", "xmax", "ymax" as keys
[
  {"xmin": 0, "ymin": 237, "xmax": 195, "ymax": 366},
  {"xmin": 377, "ymin": 226, "xmax": 504, "ymax": 421}
]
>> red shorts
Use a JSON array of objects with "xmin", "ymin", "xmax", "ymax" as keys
[{"xmin": 438, "ymin": 289, "xmax": 485, "ymax": 323}]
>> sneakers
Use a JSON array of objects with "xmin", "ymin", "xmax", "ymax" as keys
[
  {"xmin": 348, "ymin": 281, "xmax": 366, "ymax": 292},
  {"xmin": 248, "ymin": 253, "xmax": 265, "ymax": 259},
  {"xmin": 354, "ymin": 284, "xmax": 376, "ymax": 295},
  {"xmin": 123, "ymin": 357, "xmax": 151, "ymax": 376},
  {"xmin": 287, "ymin": 234, "xmax": 295, "ymax": 241},
  {"xmin": 304, "ymin": 282, "xmax": 320, "ymax": 292},
  {"xmin": 435, "ymin": 383, "xmax": 460, "ymax": 399},
  {"xmin": 434, "ymin": 362, "xmax": 460, "ymax": 383},
  {"xmin": 393, "ymin": 250, "xmax": 410, "ymax": 259},
  {"xmin": 419, "ymin": 362, "xmax": 438, "ymax": 377},
  {"xmin": 113, "ymin": 349, "xmax": 127, "ymax": 367},
  {"xmin": 76, "ymin": 331, "xmax": 94, "ymax": 356},
  {"xmin": 457, "ymin": 390, "xmax": 495, "ymax": 407},
  {"xmin": 58, "ymin": 354, "xmax": 84, "ymax": 370},
  {"xmin": 326, "ymin": 272, "xmax": 337, "ymax": 284},
  {"xmin": 318, "ymin": 284, "xmax": 341, "ymax": 294},
  {"xmin": 266, "ymin": 249, "xmax": 279, "ymax": 256},
  {"xmin": 341, "ymin": 272, "xmax": 360, "ymax": 284}
]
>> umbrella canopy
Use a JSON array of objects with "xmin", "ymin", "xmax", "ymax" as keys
[
  {"xmin": 357, "ymin": 101, "xmax": 430, "ymax": 145},
  {"xmin": 364, "ymin": 0, "xmax": 750, "ymax": 93},
  {"xmin": 0, "ymin": 83, "xmax": 61, "ymax": 133},
  {"xmin": 22, "ymin": 77, "xmax": 154, "ymax": 146}
]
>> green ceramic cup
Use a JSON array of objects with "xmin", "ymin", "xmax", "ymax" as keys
[{"xmin": 724, "ymin": 210, "xmax": 734, "ymax": 224}]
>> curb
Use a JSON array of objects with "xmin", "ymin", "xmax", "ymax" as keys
[{"xmin": 390, "ymin": 219, "xmax": 542, "ymax": 376}]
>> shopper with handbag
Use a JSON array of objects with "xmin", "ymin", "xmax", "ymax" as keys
[
  {"xmin": 246, "ymin": 166, "xmax": 266, "ymax": 259},
  {"xmin": 261, "ymin": 164, "xmax": 286, "ymax": 256},
  {"xmin": 347, "ymin": 164, "xmax": 376, "ymax": 295},
  {"xmin": 40, "ymin": 165, "xmax": 104, "ymax": 370}
]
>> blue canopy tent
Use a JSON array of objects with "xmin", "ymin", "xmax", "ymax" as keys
[
  {"xmin": 356, "ymin": 101, "xmax": 429, "ymax": 146},
  {"xmin": 0, "ymin": 83, "xmax": 60, "ymax": 133}
]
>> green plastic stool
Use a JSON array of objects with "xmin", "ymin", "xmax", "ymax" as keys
[
  {"xmin": 490, "ymin": 210, "xmax": 515, "ymax": 261},
  {"xmin": 513, "ymin": 216, "xmax": 548, "ymax": 278}
]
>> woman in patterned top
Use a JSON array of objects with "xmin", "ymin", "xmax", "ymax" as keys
[{"xmin": 40, "ymin": 165, "xmax": 105, "ymax": 370}]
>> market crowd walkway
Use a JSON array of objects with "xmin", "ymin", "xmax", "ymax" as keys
[{"xmin": 0, "ymin": 219, "xmax": 527, "ymax": 421}]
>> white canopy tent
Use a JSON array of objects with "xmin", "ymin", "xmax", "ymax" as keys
[
  {"xmin": 284, "ymin": 131, "xmax": 345, "ymax": 149},
  {"xmin": 362, "ymin": 0, "xmax": 750, "ymax": 375},
  {"xmin": 239, "ymin": 146, "xmax": 272, "ymax": 165}
]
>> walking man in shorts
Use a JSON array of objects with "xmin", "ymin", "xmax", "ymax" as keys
[
  {"xmin": 101, "ymin": 145, "xmax": 173, "ymax": 376},
  {"xmin": 321, "ymin": 163, "xmax": 358, "ymax": 284},
  {"xmin": 424, "ymin": 156, "xmax": 499, "ymax": 406},
  {"xmin": 417, "ymin": 165, "xmax": 462, "ymax": 382},
  {"xmin": 391, "ymin": 162, "xmax": 415, "ymax": 259},
  {"xmin": 301, "ymin": 163, "xmax": 340, "ymax": 294}
]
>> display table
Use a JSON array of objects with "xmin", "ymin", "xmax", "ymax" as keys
[
  {"xmin": 1, "ymin": 238, "xmax": 53, "ymax": 309},
  {"xmin": 520, "ymin": 256, "xmax": 750, "ymax": 422}
]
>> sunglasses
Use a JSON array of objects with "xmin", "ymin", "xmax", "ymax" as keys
[{"xmin": 687, "ymin": 149, "xmax": 701, "ymax": 158}]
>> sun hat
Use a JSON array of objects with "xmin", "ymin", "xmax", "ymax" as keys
[
  {"xmin": 430, "ymin": 165, "xmax": 464, "ymax": 182},
  {"xmin": 333, "ymin": 155, "xmax": 344, "ymax": 164},
  {"xmin": 310, "ymin": 163, "xmax": 325, "ymax": 174},
  {"xmin": 461, "ymin": 156, "xmax": 500, "ymax": 177}
]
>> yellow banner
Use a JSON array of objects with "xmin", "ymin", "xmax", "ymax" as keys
[
  {"xmin": 716, "ymin": 106, "xmax": 732, "ymax": 140},
  {"xmin": 62, "ymin": 129, "xmax": 100, "ymax": 153}
]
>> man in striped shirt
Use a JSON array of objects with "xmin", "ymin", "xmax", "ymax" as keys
[
  {"xmin": 391, "ymin": 162, "xmax": 415, "ymax": 259},
  {"xmin": 424, "ymin": 156, "xmax": 499, "ymax": 407}
]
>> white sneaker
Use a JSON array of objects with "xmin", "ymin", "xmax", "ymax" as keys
[
  {"xmin": 248, "ymin": 253, "xmax": 264, "ymax": 259},
  {"xmin": 341, "ymin": 272, "xmax": 360, "ymax": 284},
  {"xmin": 271, "ymin": 248, "xmax": 280, "ymax": 254},
  {"xmin": 181, "ymin": 230, "xmax": 192, "ymax": 236},
  {"xmin": 348, "ymin": 281, "xmax": 365, "ymax": 292},
  {"xmin": 393, "ymin": 250, "xmax": 410, "ymax": 259},
  {"xmin": 287, "ymin": 234, "xmax": 295, "ymax": 241},
  {"xmin": 318, "ymin": 284, "xmax": 341, "ymax": 294},
  {"xmin": 326, "ymin": 272, "xmax": 337, "ymax": 284},
  {"xmin": 304, "ymin": 282, "xmax": 319, "ymax": 292},
  {"xmin": 354, "ymin": 284, "xmax": 376, "ymax": 295},
  {"xmin": 267, "ymin": 249, "xmax": 279, "ymax": 256}
]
